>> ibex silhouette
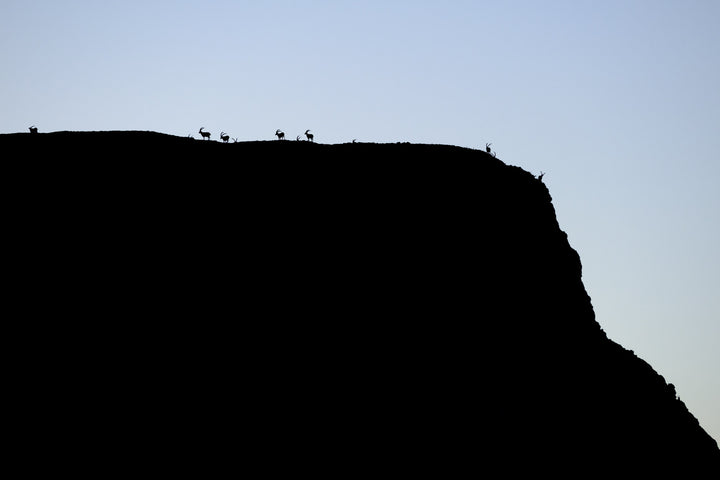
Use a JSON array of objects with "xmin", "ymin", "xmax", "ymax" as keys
[
  {"xmin": 275, "ymin": 129, "xmax": 285, "ymax": 140},
  {"xmin": 199, "ymin": 127, "xmax": 211, "ymax": 140},
  {"xmin": 485, "ymin": 142, "xmax": 496, "ymax": 158},
  {"xmin": 220, "ymin": 131, "xmax": 230, "ymax": 143},
  {"xmin": 29, "ymin": 125, "xmax": 38, "ymax": 134},
  {"xmin": 305, "ymin": 129, "xmax": 314, "ymax": 142}
]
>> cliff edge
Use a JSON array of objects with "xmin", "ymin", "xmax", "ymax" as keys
[{"xmin": 5, "ymin": 131, "xmax": 718, "ymax": 475}]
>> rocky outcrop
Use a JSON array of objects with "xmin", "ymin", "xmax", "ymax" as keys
[{"xmin": 3, "ymin": 131, "xmax": 717, "ymax": 475}]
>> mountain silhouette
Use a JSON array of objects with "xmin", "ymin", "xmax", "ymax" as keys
[{"xmin": 3, "ymin": 130, "xmax": 718, "ymax": 475}]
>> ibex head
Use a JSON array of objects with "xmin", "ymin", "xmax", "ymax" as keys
[{"xmin": 29, "ymin": 125, "xmax": 38, "ymax": 134}]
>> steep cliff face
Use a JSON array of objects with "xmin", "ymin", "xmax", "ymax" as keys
[{"xmin": 5, "ymin": 131, "xmax": 718, "ymax": 474}]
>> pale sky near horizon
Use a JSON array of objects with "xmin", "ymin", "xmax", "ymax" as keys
[{"xmin": 2, "ymin": 0, "xmax": 718, "ymax": 443}]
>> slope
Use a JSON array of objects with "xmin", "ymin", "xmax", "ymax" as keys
[{"xmin": 4, "ymin": 130, "xmax": 718, "ymax": 475}]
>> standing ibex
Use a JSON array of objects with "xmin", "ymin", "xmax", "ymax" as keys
[
  {"xmin": 305, "ymin": 130, "xmax": 314, "ymax": 142},
  {"xmin": 220, "ymin": 131, "xmax": 230, "ymax": 143},
  {"xmin": 275, "ymin": 129, "xmax": 285, "ymax": 140},
  {"xmin": 199, "ymin": 127, "xmax": 211, "ymax": 140},
  {"xmin": 29, "ymin": 125, "xmax": 38, "ymax": 134}
]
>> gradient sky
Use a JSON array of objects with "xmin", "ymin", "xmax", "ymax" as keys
[{"xmin": 3, "ymin": 0, "xmax": 718, "ymax": 442}]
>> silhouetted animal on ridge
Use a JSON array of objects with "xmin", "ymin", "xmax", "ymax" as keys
[
  {"xmin": 29, "ymin": 125, "xmax": 38, "ymax": 134},
  {"xmin": 199, "ymin": 127, "xmax": 211, "ymax": 140},
  {"xmin": 275, "ymin": 129, "xmax": 285, "ymax": 140},
  {"xmin": 305, "ymin": 130, "xmax": 314, "ymax": 142},
  {"xmin": 486, "ymin": 142, "xmax": 497, "ymax": 158},
  {"xmin": 220, "ymin": 131, "xmax": 230, "ymax": 143}
]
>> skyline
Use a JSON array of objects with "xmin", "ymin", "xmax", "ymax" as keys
[{"xmin": 2, "ymin": 0, "xmax": 718, "ymax": 442}]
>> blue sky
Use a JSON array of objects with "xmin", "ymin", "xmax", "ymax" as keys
[{"xmin": 3, "ymin": 0, "xmax": 719, "ymax": 442}]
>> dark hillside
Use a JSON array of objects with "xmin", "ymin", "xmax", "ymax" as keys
[{"xmin": 5, "ymin": 131, "xmax": 718, "ymax": 475}]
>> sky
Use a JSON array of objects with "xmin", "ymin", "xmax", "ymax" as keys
[{"xmin": 2, "ymin": 0, "xmax": 718, "ymax": 442}]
